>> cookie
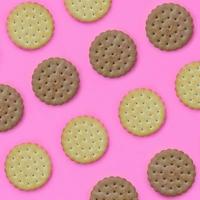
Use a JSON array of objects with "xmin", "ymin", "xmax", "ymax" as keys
[
  {"xmin": 7, "ymin": 2, "xmax": 54, "ymax": 50},
  {"xmin": 61, "ymin": 116, "xmax": 108, "ymax": 164},
  {"xmin": 119, "ymin": 88, "xmax": 165, "ymax": 136},
  {"xmin": 148, "ymin": 149, "xmax": 196, "ymax": 196},
  {"xmin": 176, "ymin": 62, "xmax": 200, "ymax": 109},
  {"xmin": 64, "ymin": 0, "xmax": 111, "ymax": 22},
  {"xmin": 146, "ymin": 3, "xmax": 193, "ymax": 51},
  {"xmin": 5, "ymin": 143, "xmax": 52, "ymax": 191},
  {"xmin": 32, "ymin": 57, "xmax": 80, "ymax": 105},
  {"xmin": 0, "ymin": 84, "xmax": 23, "ymax": 132},
  {"xmin": 90, "ymin": 176, "xmax": 138, "ymax": 200},
  {"xmin": 89, "ymin": 30, "xmax": 137, "ymax": 78}
]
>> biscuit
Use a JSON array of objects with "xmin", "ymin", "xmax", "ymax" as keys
[
  {"xmin": 90, "ymin": 176, "xmax": 138, "ymax": 200},
  {"xmin": 64, "ymin": 0, "xmax": 111, "ymax": 22},
  {"xmin": 146, "ymin": 3, "xmax": 193, "ymax": 51},
  {"xmin": 7, "ymin": 2, "xmax": 54, "ymax": 49},
  {"xmin": 5, "ymin": 143, "xmax": 52, "ymax": 191},
  {"xmin": 89, "ymin": 30, "xmax": 137, "ymax": 78},
  {"xmin": 61, "ymin": 116, "xmax": 108, "ymax": 164},
  {"xmin": 0, "ymin": 84, "xmax": 23, "ymax": 132},
  {"xmin": 176, "ymin": 62, "xmax": 200, "ymax": 109},
  {"xmin": 32, "ymin": 57, "xmax": 80, "ymax": 105},
  {"xmin": 119, "ymin": 88, "xmax": 165, "ymax": 136},
  {"xmin": 148, "ymin": 149, "xmax": 196, "ymax": 196}
]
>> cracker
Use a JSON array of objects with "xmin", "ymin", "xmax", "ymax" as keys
[
  {"xmin": 7, "ymin": 2, "xmax": 54, "ymax": 49},
  {"xmin": 90, "ymin": 176, "xmax": 138, "ymax": 200},
  {"xmin": 119, "ymin": 88, "xmax": 165, "ymax": 136},
  {"xmin": 176, "ymin": 62, "xmax": 200, "ymax": 109},
  {"xmin": 32, "ymin": 57, "xmax": 80, "ymax": 105},
  {"xmin": 5, "ymin": 143, "xmax": 52, "ymax": 191},
  {"xmin": 148, "ymin": 149, "xmax": 196, "ymax": 196},
  {"xmin": 146, "ymin": 3, "xmax": 193, "ymax": 51},
  {"xmin": 61, "ymin": 116, "xmax": 108, "ymax": 164},
  {"xmin": 0, "ymin": 84, "xmax": 23, "ymax": 132},
  {"xmin": 64, "ymin": 0, "xmax": 111, "ymax": 22},
  {"xmin": 89, "ymin": 30, "xmax": 137, "ymax": 78}
]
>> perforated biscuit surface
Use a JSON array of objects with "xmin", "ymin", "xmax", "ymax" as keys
[
  {"xmin": 119, "ymin": 88, "xmax": 165, "ymax": 136},
  {"xmin": 90, "ymin": 176, "xmax": 138, "ymax": 200},
  {"xmin": 5, "ymin": 143, "xmax": 52, "ymax": 190},
  {"xmin": 65, "ymin": 0, "xmax": 111, "ymax": 22},
  {"xmin": 148, "ymin": 149, "xmax": 195, "ymax": 196},
  {"xmin": 176, "ymin": 62, "xmax": 200, "ymax": 109},
  {"xmin": 62, "ymin": 116, "xmax": 108, "ymax": 164},
  {"xmin": 90, "ymin": 30, "xmax": 137, "ymax": 78},
  {"xmin": 146, "ymin": 3, "xmax": 193, "ymax": 51},
  {"xmin": 32, "ymin": 58, "xmax": 80, "ymax": 105},
  {"xmin": 7, "ymin": 2, "xmax": 54, "ymax": 49},
  {"xmin": 0, "ymin": 85, "xmax": 23, "ymax": 132}
]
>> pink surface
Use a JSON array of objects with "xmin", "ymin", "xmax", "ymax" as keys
[{"xmin": 0, "ymin": 0, "xmax": 200, "ymax": 199}]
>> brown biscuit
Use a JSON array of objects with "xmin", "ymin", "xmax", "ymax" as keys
[
  {"xmin": 0, "ymin": 84, "xmax": 23, "ymax": 132},
  {"xmin": 32, "ymin": 58, "xmax": 80, "ymax": 105},
  {"xmin": 148, "ymin": 149, "xmax": 196, "ymax": 196},
  {"xmin": 89, "ymin": 30, "xmax": 137, "ymax": 78},
  {"xmin": 90, "ymin": 176, "xmax": 138, "ymax": 200},
  {"xmin": 146, "ymin": 3, "xmax": 193, "ymax": 51}
]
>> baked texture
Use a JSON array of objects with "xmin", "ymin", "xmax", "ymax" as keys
[
  {"xmin": 7, "ymin": 2, "xmax": 54, "ymax": 49},
  {"xmin": 90, "ymin": 30, "xmax": 137, "ymax": 78},
  {"xmin": 119, "ymin": 88, "xmax": 165, "ymax": 136},
  {"xmin": 32, "ymin": 57, "xmax": 80, "ymax": 105},
  {"xmin": 148, "ymin": 149, "xmax": 196, "ymax": 196},
  {"xmin": 0, "ymin": 84, "xmax": 23, "ymax": 132},
  {"xmin": 5, "ymin": 143, "xmax": 52, "ymax": 190},
  {"xmin": 176, "ymin": 62, "xmax": 200, "ymax": 109},
  {"xmin": 146, "ymin": 3, "xmax": 193, "ymax": 51},
  {"xmin": 62, "ymin": 116, "xmax": 108, "ymax": 164},
  {"xmin": 90, "ymin": 176, "xmax": 138, "ymax": 200},
  {"xmin": 64, "ymin": 0, "xmax": 112, "ymax": 22}
]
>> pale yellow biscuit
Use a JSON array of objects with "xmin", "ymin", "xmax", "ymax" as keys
[
  {"xmin": 176, "ymin": 62, "xmax": 200, "ymax": 109},
  {"xmin": 64, "ymin": 0, "xmax": 111, "ymax": 22},
  {"xmin": 5, "ymin": 143, "xmax": 52, "ymax": 191},
  {"xmin": 7, "ymin": 2, "xmax": 54, "ymax": 49},
  {"xmin": 119, "ymin": 88, "xmax": 165, "ymax": 136},
  {"xmin": 61, "ymin": 116, "xmax": 108, "ymax": 164}
]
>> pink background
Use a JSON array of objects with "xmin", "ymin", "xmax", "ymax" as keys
[{"xmin": 0, "ymin": 0, "xmax": 200, "ymax": 199}]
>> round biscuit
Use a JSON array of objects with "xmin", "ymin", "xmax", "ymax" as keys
[
  {"xmin": 176, "ymin": 62, "xmax": 200, "ymax": 109},
  {"xmin": 90, "ymin": 176, "xmax": 138, "ymax": 200},
  {"xmin": 7, "ymin": 2, "xmax": 54, "ymax": 49},
  {"xmin": 90, "ymin": 30, "xmax": 137, "ymax": 78},
  {"xmin": 119, "ymin": 88, "xmax": 165, "ymax": 136},
  {"xmin": 148, "ymin": 149, "xmax": 196, "ymax": 196},
  {"xmin": 64, "ymin": 0, "xmax": 111, "ymax": 22},
  {"xmin": 32, "ymin": 57, "xmax": 80, "ymax": 105},
  {"xmin": 146, "ymin": 3, "xmax": 193, "ymax": 51},
  {"xmin": 5, "ymin": 143, "xmax": 52, "ymax": 191},
  {"xmin": 61, "ymin": 116, "xmax": 108, "ymax": 164},
  {"xmin": 0, "ymin": 84, "xmax": 23, "ymax": 132}
]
